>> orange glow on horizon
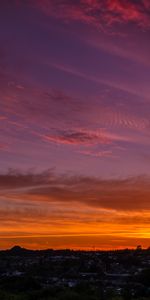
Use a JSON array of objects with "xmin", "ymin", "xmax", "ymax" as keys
[{"xmin": 0, "ymin": 0, "xmax": 150, "ymax": 251}]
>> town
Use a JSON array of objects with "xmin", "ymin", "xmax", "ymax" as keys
[{"xmin": 0, "ymin": 246, "xmax": 150, "ymax": 300}]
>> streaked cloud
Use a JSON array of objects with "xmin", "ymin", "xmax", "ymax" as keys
[
  {"xmin": 0, "ymin": 0, "xmax": 150, "ymax": 249},
  {"xmin": 0, "ymin": 169, "xmax": 150, "ymax": 249},
  {"xmin": 1, "ymin": 170, "xmax": 150, "ymax": 211}
]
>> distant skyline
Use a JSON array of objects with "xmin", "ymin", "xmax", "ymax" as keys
[{"xmin": 0, "ymin": 0, "xmax": 150, "ymax": 250}]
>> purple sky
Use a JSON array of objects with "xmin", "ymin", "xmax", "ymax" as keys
[{"xmin": 0, "ymin": 0, "xmax": 150, "ymax": 249}]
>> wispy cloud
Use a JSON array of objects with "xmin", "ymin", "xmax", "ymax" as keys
[
  {"xmin": 79, "ymin": 149, "xmax": 115, "ymax": 158},
  {"xmin": 1, "ymin": 170, "xmax": 150, "ymax": 211},
  {"xmin": 49, "ymin": 61, "xmax": 150, "ymax": 99},
  {"xmin": 0, "ymin": 0, "xmax": 150, "ymax": 250},
  {"xmin": 0, "ymin": 170, "xmax": 150, "ymax": 249},
  {"xmin": 43, "ymin": 129, "xmax": 111, "ymax": 146},
  {"xmin": 42, "ymin": 128, "xmax": 135, "ymax": 146}
]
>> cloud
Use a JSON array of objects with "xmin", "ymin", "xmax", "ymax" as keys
[
  {"xmin": 106, "ymin": 0, "xmax": 150, "ymax": 26},
  {"xmin": 1, "ymin": 76, "xmax": 149, "ymax": 167},
  {"xmin": 42, "ymin": 128, "xmax": 142, "ymax": 147},
  {"xmin": 1, "ymin": 82, "xmax": 84, "ymax": 127},
  {"xmin": 79, "ymin": 149, "xmax": 115, "ymax": 158},
  {"xmin": 0, "ymin": 169, "xmax": 53, "ymax": 189},
  {"xmin": 1, "ymin": 170, "xmax": 150, "ymax": 211},
  {"xmin": 27, "ymin": 177, "xmax": 150, "ymax": 211},
  {"xmin": 42, "ymin": 129, "xmax": 112, "ymax": 145},
  {"xmin": 0, "ymin": 144, "xmax": 8, "ymax": 151},
  {"xmin": 0, "ymin": 116, "xmax": 7, "ymax": 120},
  {"xmin": 30, "ymin": 0, "xmax": 150, "ymax": 29},
  {"xmin": 6, "ymin": 0, "xmax": 150, "ymax": 30},
  {"xmin": 0, "ymin": 170, "xmax": 150, "ymax": 248},
  {"xmin": 49, "ymin": 61, "xmax": 150, "ymax": 100}
]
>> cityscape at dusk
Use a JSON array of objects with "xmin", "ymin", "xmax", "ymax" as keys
[{"xmin": 0, "ymin": 0, "xmax": 150, "ymax": 250}]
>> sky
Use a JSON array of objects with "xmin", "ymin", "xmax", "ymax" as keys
[{"xmin": 0, "ymin": 0, "xmax": 150, "ymax": 250}]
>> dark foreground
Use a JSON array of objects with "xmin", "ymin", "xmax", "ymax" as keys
[{"xmin": 0, "ymin": 246, "xmax": 150, "ymax": 300}]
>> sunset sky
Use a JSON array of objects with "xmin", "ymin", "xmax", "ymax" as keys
[{"xmin": 0, "ymin": 0, "xmax": 150, "ymax": 250}]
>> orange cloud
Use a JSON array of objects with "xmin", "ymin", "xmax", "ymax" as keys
[
  {"xmin": 1, "ymin": 170, "xmax": 150, "ymax": 210},
  {"xmin": 0, "ymin": 170, "xmax": 150, "ymax": 249}
]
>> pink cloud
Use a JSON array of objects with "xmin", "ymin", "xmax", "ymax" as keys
[
  {"xmin": 42, "ymin": 129, "xmax": 133, "ymax": 147},
  {"xmin": 0, "ymin": 116, "xmax": 7, "ymax": 120},
  {"xmin": 79, "ymin": 149, "xmax": 115, "ymax": 158},
  {"xmin": 43, "ymin": 129, "xmax": 111, "ymax": 146},
  {"xmin": 32, "ymin": 0, "xmax": 150, "ymax": 29},
  {"xmin": 0, "ymin": 144, "xmax": 8, "ymax": 150},
  {"xmin": 143, "ymin": 0, "xmax": 150, "ymax": 9},
  {"xmin": 106, "ymin": 0, "xmax": 149, "ymax": 25},
  {"xmin": 49, "ymin": 61, "xmax": 150, "ymax": 99}
]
